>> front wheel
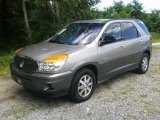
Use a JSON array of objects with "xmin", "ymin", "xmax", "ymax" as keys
[
  {"xmin": 69, "ymin": 68, "xmax": 96, "ymax": 103},
  {"xmin": 136, "ymin": 53, "xmax": 150, "ymax": 74}
]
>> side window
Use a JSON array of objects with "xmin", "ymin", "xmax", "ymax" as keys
[
  {"xmin": 136, "ymin": 20, "xmax": 150, "ymax": 35},
  {"xmin": 101, "ymin": 23, "xmax": 122, "ymax": 45},
  {"xmin": 122, "ymin": 22, "xmax": 140, "ymax": 40}
]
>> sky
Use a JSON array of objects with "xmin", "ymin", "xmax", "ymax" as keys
[{"xmin": 97, "ymin": 0, "xmax": 160, "ymax": 12}]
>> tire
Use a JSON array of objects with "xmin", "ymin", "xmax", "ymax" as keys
[
  {"xmin": 69, "ymin": 68, "xmax": 96, "ymax": 103},
  {"xmin": 136, "ymin": 53, "xmax": 150, "ymax": 74}
]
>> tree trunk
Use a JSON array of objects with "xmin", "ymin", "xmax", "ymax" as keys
[
  {"xmin": 50, "ymin": 0, "xmax": 54, "ymax": 14},
  {"xmin": 22, "ymin": 0, "xmax": 32, "ymax": 41},
  {"xmin": 54, "ymin": 0, "xmax": 59, "ymax": 19},
  {"xmin": 0, "ymin": 0, "xmax": 2, "ymax": 38},
  {"xmin": 50, "ymin": 0, "xmax": 59, "ymax": 19}
]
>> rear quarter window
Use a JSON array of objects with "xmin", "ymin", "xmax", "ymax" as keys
[{"xmin": 136, "ymin": 20, "xmax": 150, "ymax": 35}]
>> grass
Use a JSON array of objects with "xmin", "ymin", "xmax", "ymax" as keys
[
  {"xmin": 119, "ymin": 86, "xmax": 135, "ymax": 95},
  {"xmin": 0, "ymin": 52, "xmax": 14, "ymax": 77},
  {"xmin": 87, "ymin": 112, "xmax": 93, "ymax": 117},
  {"xmin": 108, "ymin": 85, "xmax": 136, "ymax": 102},
  {"xmin": 2, "ymin": 103, "xmax": 38, "ymax": 119},
  {"xmin": 143, "ymin": 106, "xmax": 160, "ymax": 115},
  {"xmin": 151, "ymin": 32, "xmax": 160, "ymax": 43}
]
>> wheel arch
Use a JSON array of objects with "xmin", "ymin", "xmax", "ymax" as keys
[
  {"xmin": 71, "ymin": 62, "xmax": 99, "ymax": 84},
  {"xmin": 143, "ymin": 50, "xmax": 151, "ymax": 59}
]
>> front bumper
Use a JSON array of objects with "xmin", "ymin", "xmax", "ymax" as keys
[{"xmin": 10, "ymin": 63, "xmax": 73, "ymax": 97}]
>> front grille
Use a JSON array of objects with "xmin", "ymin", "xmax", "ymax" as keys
[{"xmin": 14, "ymin": 55, "xmax": 38, "ymax": 72}]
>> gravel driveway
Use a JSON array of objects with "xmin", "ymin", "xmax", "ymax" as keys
[{"xmin": 0, "ymin": 46, "xmax": 160, "ymax": 120}]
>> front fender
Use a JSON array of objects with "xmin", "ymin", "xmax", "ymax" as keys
[{"xmin": 71, "ymin": 61, "xmax": 99, "ymax": 74}]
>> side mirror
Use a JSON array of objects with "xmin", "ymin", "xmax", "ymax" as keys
[
  {"xmin": 99, "ymin": 35, "xmax": 115, "ymax": 46},
  {"xmin": 98, "ymin": 38, "xmax": 105, "ymax": 46}
]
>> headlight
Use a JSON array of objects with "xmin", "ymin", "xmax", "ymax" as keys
[
  {"xmin": 38, "ymin": 60, "xmax": 65, "ymax": 71},
  {"xmin": 38, "ymin": 54, "xmax": 68, "ymax": 72}
]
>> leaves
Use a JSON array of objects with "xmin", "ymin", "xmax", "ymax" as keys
[
  {"xmin": 102, "ymin": 0, "xmax": 160, "ymax": 33},
  {"xmin": 1, "ymin": 0, "xmax": 160, "ymax": 53}
]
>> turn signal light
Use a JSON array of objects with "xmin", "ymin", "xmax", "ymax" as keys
[
  {"xmin": 43, "ymin": 54, "xmax": 68, "ymax": 62},
  {"xmin": 15, "ymin": 48, "xmax": 23, "ymax": 54}
]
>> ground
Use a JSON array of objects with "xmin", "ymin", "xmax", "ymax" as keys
[{"xmin": 0, "ymin": 45, "xmax": 160, "ymax": 120}]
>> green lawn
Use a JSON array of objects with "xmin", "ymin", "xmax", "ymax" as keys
[{"xmin": 0, "ymin": 52, "xmax": 14, "ymax": 77}]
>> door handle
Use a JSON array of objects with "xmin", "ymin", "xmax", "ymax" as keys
[
  {"xmin": 140, "ymin": 40, "xmax": 144, "ymax": 42},
  {"xmin": 120, "ymin": 44, "xmax": 125, "ymax": 48}
]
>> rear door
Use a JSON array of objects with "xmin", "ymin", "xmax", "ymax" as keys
[{"xmin": 122, "ymin": 22, "xmax": 144, "ymax": 68}]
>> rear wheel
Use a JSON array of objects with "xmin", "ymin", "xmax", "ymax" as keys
[
  {"xmin": 69, "ymin": 68, "xmax": 96, "ymax": 103},
  {"xmin": 136, "ymin": 53, "xmax": 150, "ymax": 74}
]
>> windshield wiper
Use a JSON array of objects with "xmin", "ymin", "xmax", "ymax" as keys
[
  {"xmin": 49, "ymin": 40, "xmax": 80, "ymax": 45},
  {"xmin": 49, "ymin": 40, "xmax": 64, "ymax": 44},
  {"xmin": 71, "ymin": 43, "xmax": 79, "ymax": 45}
]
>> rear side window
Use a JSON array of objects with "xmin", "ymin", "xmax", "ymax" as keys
[
  {"xmin": 136, "ymin": 20, "xmax": 150, "ymax": 35},
  {"xmin": 122, "ymin": 22, "xmax": 140, "ymax": 40}
]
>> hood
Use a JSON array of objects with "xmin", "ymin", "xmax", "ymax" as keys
[{"xmin": 18, "ymin": 41, "xmax": 84, "ymax": 61}]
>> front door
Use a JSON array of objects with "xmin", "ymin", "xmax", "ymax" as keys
[{"xmin": 98, "ymin": 22, "xmax": 126, "ymax": 81}]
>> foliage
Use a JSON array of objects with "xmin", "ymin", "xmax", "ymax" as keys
[
  {"xmin": 1, "ymin": 0, "xmax": 101, "ymax": 52},
  {"xmin": 151, "ymin": 32, "xmax": 160, "ymax": 43},
  {"xmin": 0, "ymin": 0, "xmax": 160, "ymax": 53},
  {"xmin": 102, "ymin": 0, "xmax": 160, "ymax": 34},
  {"xmin": 1, "ymin": 0, "xmax": 27, "ymax": 53},
  {"xmin": 0, "ymin": 52, "xmax": 14, "ymax": 76}
]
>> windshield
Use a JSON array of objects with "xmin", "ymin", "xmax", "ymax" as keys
[{"xmin": 49, "ymin": 23, "xmax": 104, "ymax": 45}]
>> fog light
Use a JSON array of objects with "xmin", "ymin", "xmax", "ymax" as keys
[
  {"xmin": 16, "ymin": 78, "xmax": 22, "ymax": 85},
  {"xmin": 44, "ymin": 84, "xmax": 55, "ymax": 91}
]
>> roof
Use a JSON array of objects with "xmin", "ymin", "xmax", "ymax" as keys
[
  {"xmin": 73, "ymin": 18, "xmax": 140, "ymax": 24},
  {"xmin": 73, "ymin": 19, "xmax": 110, "ymax": 24}
]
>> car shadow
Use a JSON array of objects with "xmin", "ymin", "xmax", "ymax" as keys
[
  {"xmin": 15, "ymin": 87, "xmax": 74, "ymax": 106},
  {"xmin": 12, "ymin": 71, "xmax": 138, "ymax": 108},
  {"xmin": 94, "ymin": 71, "xmax": 138, "ymax": 93}
]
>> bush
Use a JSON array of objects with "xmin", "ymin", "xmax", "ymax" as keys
[
  {"xmin": 151, "ymin": 32, "xmax": 160, "ymax": 43},
  {"xmin": 0, "ymin": 52, "xmax": 14, "ymax": 77}
]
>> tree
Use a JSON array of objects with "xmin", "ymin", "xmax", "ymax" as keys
[
  {"xmin": 103, "ymin": 1, "xmax": 131, "ymax": 18},
  {"xmin": 27, "ymin": 0, "xmax": 101, "ymax": 42},
  {"xmin": 1, "ymin": 0, "xmax": 27, "ymax": 52},
  {"xmin": 128, "ymin": 0, "xmax": 144, "ymax": 19},
  {"xmin": 54, "ymin": 0, "xmax": 59, "ymax": 19},
  {"xmin": 1, "ymin": 0, "xmax": 160, "ymax": 53},
  {"xmin": 50, "ymin": 0, "xmax": 60, "ymax": 19},
  {"xmin": 148, "ymin": 10, "xmax": 160, "ymax": 32},
  {"xmin": 0, "ymin": 0, "xmax": 2, "ymax": 41}
]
